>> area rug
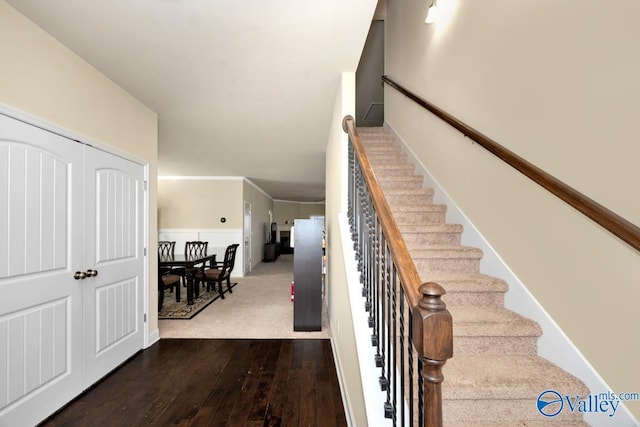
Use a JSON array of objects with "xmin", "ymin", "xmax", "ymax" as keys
[{"xmin": 158, "ymin": 283, "xmax": 237, "ymax": 320}]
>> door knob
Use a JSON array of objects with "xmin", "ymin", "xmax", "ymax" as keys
[
  {"xmin": 86, "ymin": 269, "xmax": 98, "ymax": 277},
  {"xmin": 74, "ymin": 271, "xmax": 87, "ymax": 280}
]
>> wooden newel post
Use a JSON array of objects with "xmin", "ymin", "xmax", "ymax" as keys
[{"xmin": 412, "ymin": 282, "xmax": 453, "ymax": 427}]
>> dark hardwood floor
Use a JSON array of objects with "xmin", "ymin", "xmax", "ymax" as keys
[{"xmin": 41, "ymin": 339, "xmax": 347, "ymax": 427}]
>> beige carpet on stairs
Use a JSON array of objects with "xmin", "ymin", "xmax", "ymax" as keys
[
  {"xmin": 357, "ymin": 127, "xmax": 590, "ymax": 426},
  {"xmin": 159, "ymin": 254, "xmax": 331, "ymax": 339}
]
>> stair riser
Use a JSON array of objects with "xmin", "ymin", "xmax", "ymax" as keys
[
  {"xmin": 364, "ymin": 146, "xmax": 402, "ymax": 155},
  {"xmin": 360, "ymin": 139, "xmax": 392, "ymax": 144},
  {"xmin": 415, "ymin": 257, "xmax": 480, "ymax": 273},
  {"xmin": 404, "ymin": 232, "xmax": 462, "ymax": 246},
  {"xmin": 454, "ymin": 336, "xmax": 538, "ymax": 356},
  {"xmin": 443, "ymin": 400, "xmax": 585, "ymax": 423},
  {"xmin": 443, "ymin": 292, "xmax": 504, "ymax": 307},
  {"xmin": 379, "ymin": 180, "xmax": 424, "ymax": 191},
  {"xmin": 374, "ymin": 169, "xmax": 417, "ymax": 178},
  {"xmin": 367, "ymin": 155, "xmax": 407, "ymax": 165},
  {"xmin": 379, "ymin": 176, "xmax": 423, "ymax": 184},
  {"xmin": 395, "ymin": 211, "xmax": 446, "ymax": 224},
  {"xmin": 387, "ymin": 194, "xmax": 435, "ymax": 205}
]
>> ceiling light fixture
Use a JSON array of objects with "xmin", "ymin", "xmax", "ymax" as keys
[{"xmin": 425, "ymin": 0, "xmax": 440, "ymax": 24}]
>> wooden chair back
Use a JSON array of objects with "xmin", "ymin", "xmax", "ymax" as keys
[
  {"xmin": 185, "ymin": 241, "xmax": 208, "ymax": 257},
  {"xmin": 158, "ymin": 241, "xmax": 175, "ymax": 256},
  {"xmin": 218, "ymin": 244, "xmax": 239, "ymax": 275}
]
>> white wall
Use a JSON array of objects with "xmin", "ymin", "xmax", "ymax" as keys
[{"xmin": 385, "ymin": 0, "xmax": 640, "ymax": 421}]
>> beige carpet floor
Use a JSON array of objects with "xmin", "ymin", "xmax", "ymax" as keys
[{"xmin": 158, "ymin": 254, "xmax": 331, "ymax": 339}]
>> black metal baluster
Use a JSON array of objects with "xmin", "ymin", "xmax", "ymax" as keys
[
  {"xmin": 347, "ymin": 130, "xmax": 436, "ymax": 427},
  {"xmin": 400, "ymin": 286, "xmax": 406, "ymax": 427},
  {"xmin": 391, "ymin": 264, "xmax": 398, "ymax": 424},
  {"xmin": 408, "ymin": 304, "xmax": 415, "ymax": 426}
]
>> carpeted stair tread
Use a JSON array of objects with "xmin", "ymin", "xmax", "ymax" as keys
[
  {"xmin": 424, "ymin": 272, "xmax": 508, "ymax": 292},
  {"xmin": 449, "ymin": 306, "xmax": 542, "ymax": 337},
  {"xmin": 367, "ymin": 153, "xmax": 408, "ymax": 164},
  {"xmin": 443, "ymin": 355, "xmax": 589, "ymax": 400},
  {"xmin": 442, "ymin": 356, "xmax": 589, "ymax": 421},
  {"xmin": 402, "ymin": 224, "xmax": 463, "ymax": 247},
  {"xmin": 394, "ymin": 209, "xmax": 447, "ymax": 226},
  {"xmin": 390, "ymin": 202, "xmax": 447, "ymax": 213},
  {"xmin": 423, "ymin": 272, "xmax": 508, "ymax": 307},
  {"xmin": 410, "ymin": 245, "xmax": 484, "ymax": 260},
  {"xmin": 393, "ymin": 204, "xmax": 447, "ymax": 222},
  {"xmin": 383, "ymin": 187, "xmax": 435, "ymax": 197},
  {"xmin": 377, "ymin": 174, "xmax": 424, "ymax": 184},
  {"xmin": 384, "ymin": 188, "xmax": 435, "ymax": 205},
  {"xmin": 367, "ymin": 162, "xmax": 414, "ymax": 171},
  {"xmin": 369, "ymin": 164, "xmax": 417, "ymax": 178},
  {"xmin": 356, "ymin": 126, "xmax": 389, "ymax": 134},
  {"xmin": 379, "ymin": 176, "xmax": 424, "ymax": 190},
  {"xmin": 413, "ymin": 246, "xmax": 483, "ymax": 273},
  {"xmin": 399, "ymin": 223, "xmax": 461, "ymax": 234},
  {"xmin": 360, "ymin": 142, "xmax": 398, "ymax": 152}
]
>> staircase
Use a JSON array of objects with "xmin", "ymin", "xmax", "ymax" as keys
[{"xmin": 356, "ymin": 127, "xmax": 589, "ymax": 426}]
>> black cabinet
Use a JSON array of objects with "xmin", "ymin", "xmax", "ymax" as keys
[
  {"xmin": 263, "ymin": 242, "xmax": 278, "ymax": 262},
  {"xmin": 293, "ymin": 218, "xmax": 324, "ymax": 331}
]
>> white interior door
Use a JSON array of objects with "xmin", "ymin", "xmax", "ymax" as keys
[
  {"xmin": 0, "ymin": 112, "xmax": 145, "ymax": 426},
  {"xmin": 0, "ymin": 114, "xmax": 84, "ymax": 426},
  {"xmin": 82, "ymin": 147, "xmax": 144, "ymax": 387}
]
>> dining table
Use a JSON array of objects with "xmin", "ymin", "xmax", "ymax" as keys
[{"xmin": 159, "ymin": 253, "xmax": 216, "ymax": 305}]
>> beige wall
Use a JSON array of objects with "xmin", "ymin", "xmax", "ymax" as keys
[
  {"xmin": 158, "ymin": 178, "xmax": 274, "ymax": 269},
  {"xmin": 273, "ymin": 200, "xmax": 325, "ymax": 225},
  {"xmin": 325, "ymin": 73, "xmax": 368, "ymax": 426},
  {"xmin": 386, "ymin": 0, "xmax": 640, "ymax": 419},
  {"xmin": 0, "ymin": 2, "xmax": 159, "ymax": 331},
  {"xmin": 158, "ymin": 178, "xmax": 243, "ymax": 229}
]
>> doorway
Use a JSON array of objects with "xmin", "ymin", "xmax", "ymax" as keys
[
  {"xmin": 356, "ymin": 19, "xmax": 385, "ymax": 127},
  {"xmin": 243, "ymin": 201, "xmax": 251, "ymax": 274}
]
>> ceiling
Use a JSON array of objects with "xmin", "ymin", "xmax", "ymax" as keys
[{"xmin": 6, "ymin": 0, "xmax": 379, "ymax": 202}]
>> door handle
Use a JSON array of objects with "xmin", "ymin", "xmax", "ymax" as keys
[
  {"xmin": 86, "ymin": 269, "xmax": 99, "ymax": 277},
  {"xmin": 74, "ymin": 271, "xmax": 87, "ymax": 280}
]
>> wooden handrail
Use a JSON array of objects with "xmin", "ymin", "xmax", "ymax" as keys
[
  {"xmin": 383, "ymin": 75, "xmax": 640, "ymax": 252},
  {"xmin": 343, "ymin": 115, "xmax": 423, "ymax": 307}
]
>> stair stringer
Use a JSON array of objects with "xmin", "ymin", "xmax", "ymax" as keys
[{"xmin": 382, "ymin": 122, "xmax": 638, "ymax": 426}]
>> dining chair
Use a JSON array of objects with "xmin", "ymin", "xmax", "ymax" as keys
[
  {"xmin": 185, "ymin": 241, "xmax": 208, "ymax": 257},
  {"xmin": 158, "ymin": 240, "xmax": 175, "ymax": 256},
  {"xmin": 158, "ymin": 255, "xmax": 181, "ymax": 311},
  {"xmin": 195, "ymin": 243, "xmax": 239, "ymax": 299},
  {"xmin": 158, "ymin": 241, "xmax": 176, "ymax": 275},
  {"xmin": 180, "ymin": 241, "xmax": 209, "ymax": 287}
]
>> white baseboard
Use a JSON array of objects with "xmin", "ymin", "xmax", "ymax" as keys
[
  {"xmin": 384, "ymin": 122, "xmax": 638, "ymax": 427},
  {"xmin": 146, "ymin": 328, "xmax": 160, "ymax": 348},
  {"xmin": 330, "ymin": 335, "xmax": 356, "ymax": 427}
]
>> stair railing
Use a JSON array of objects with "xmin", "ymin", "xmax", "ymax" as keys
[
  {"xmin": 342, "ymin": 115, "xmax": 453, "ymax": 427},
  {"xmin": 382, "ymin": 75, "xmax": 640, "ymax": 253}
]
